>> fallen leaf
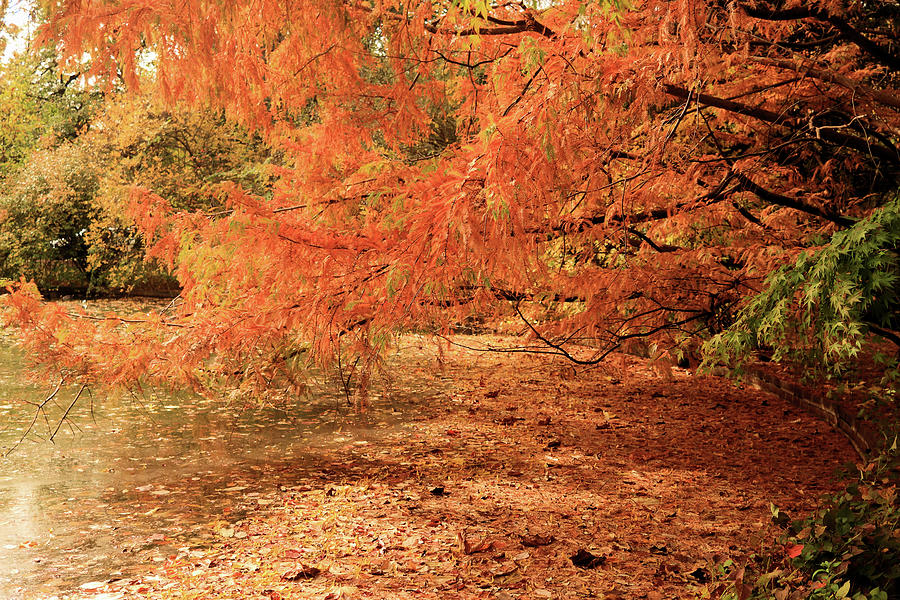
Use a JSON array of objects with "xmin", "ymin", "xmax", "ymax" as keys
[
  {"xmin": 490, "ymin": 562, "xmax": 518, "ymax": 577},
  {"xmin": 649, "ymin": 542, "xmax": 668, "ymax": 555},
  {"xmin": 79, "ymin": 581, "xmax": 106, "ymax": 590},
  {"xmin": 570, "ymin": 549, "xmax": 606, "ymax": 569},
  {"xmin": 282, "ymin": 565, "xmax": 321, "ymax": 581},
  {"xmin": 458, "ymin": 531, "xmax": 494, "ymax": 555},
  {"xmin": 521, "ymin": 534, "xmax": 555, "ymax": 548},
  {"xmin": 689, "ymin": 566, "xmax": 711, "ymax": 582}
]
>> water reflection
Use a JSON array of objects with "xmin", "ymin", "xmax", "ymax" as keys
[{"xmin": 0, "ymin": 342, "xmax": 431, "ymax": 597}]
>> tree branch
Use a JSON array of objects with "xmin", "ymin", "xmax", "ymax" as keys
[
  {"xmin": 424, "ymin": 17, "xmax": 555, "ymax": 38},
  {"xmin": 733, "ymin": 171, "xmax": 855, "ymax": 227},
  {"xmin": 662, "ymin": 83, "xmax": 900, "ymax": 165},
  {"xmin": 750, "ymin": 56, "xmax": 900, "ymax": 111},
  {"xmin": 6, "ymin": 379, "xmax": 63, "ymax": 455},
  {"xmin": 662, "ymin": 83, "xmax": 789, "ymax": 125},
  {"xmin": 627, "ymin": 227, "xmax": 679, "ymax": 252},
  {"xmin": 740, "ymin": 4, "xmax": 900, "ymax": 70},
  {"xmin": 732, "ymin": 201, "xmax": 766, "ymax": 228},
  {"xmin": 867, "ymin": 323, "xmax": 900, "ymax": 349},
  {"xmin": 49, "ymin": 384, "xmax": 88, "ymax": 443}
]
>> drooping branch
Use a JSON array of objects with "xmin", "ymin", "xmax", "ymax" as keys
[
  {"xmin": 739, "ymin": 4, "xmax": 900, "ymax": 71},
  {"xmin": 662, "ymin": 84, "xmax": 900, "ymax": 165},
  {"xmin": 49, "ymin": 384, "xmax": 88, "ymax": 443},
  {"xmin": 513, "ymin": 301, "xmax": 712, "ymax": 366},
  {"xmin": 7, "ymin": 378, "xmax": 63, "ymax": 455},
  {"xmin": 733, "ymin": 172, "xmax": 855, "ymax": 228},
  {"xmin": 749, "ymin": 57, "xmax": 900, "ymax": 111}
]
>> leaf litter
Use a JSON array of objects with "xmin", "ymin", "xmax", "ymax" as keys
[{"xmin": 52, "ymin": 335, "xmax": 852, "ymax": 599}]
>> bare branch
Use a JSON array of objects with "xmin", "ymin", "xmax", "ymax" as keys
[
  {"xmin": 750, "ymin": 57, "xmax": 900, "ymax": 111},
  {"xmin": 50, "ymin": 384, "xmax": 88, "ymax": 443},
  {"xmin": 6, "ymin": 379, "xmax": 63, "ymax": 456}
]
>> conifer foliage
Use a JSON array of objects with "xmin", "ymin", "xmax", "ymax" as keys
[{"xmin": 6, "ymin": 0, "xmax": 899, "ymax": 392}]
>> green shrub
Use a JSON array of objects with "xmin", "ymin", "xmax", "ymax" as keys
[
  {"xmin": 709, "ymin": 442, "xmax": 900, "ymax": 600},
  {"xmin": 0, "ymin": 144, "xmax": 99, "ymax": 291},
  {"xmin": 704, "ymin": 198, "xmax": 900, "ymax": 381}
]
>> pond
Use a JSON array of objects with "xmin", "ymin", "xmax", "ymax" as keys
[{"xmin": 0, "ymin": 319, "xmax": 436, "ymax": 598}]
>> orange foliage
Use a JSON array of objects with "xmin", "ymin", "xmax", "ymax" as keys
[{"xmin": 7, "ymin": 0, "xmax": 899, "ymax": 392}]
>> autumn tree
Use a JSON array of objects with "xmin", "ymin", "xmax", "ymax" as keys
[
  {"xmin": 0, "ymin": 40, "xmax": 277, "ymax": 295},
  {"xmin": 77, "ymin": 92, "xmax": 278, "ymax": 293},
  {"xmin": 4, "ymin": 0, "xmax": 898, "ymax": 393},
  {"xmin": 0, "ymin": 47, "xmax": 100, "ymax": 175},
  {"xmin": 0, "ymin": 43, "xmax": 104, "ymax": 292}
]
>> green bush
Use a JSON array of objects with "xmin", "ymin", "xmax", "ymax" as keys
[
  {"xmin": 704, "ymin": 198, "xmax": 900, "ymax": 380},
  {"xmin": 709, "ymin": 442, "xmax": 900, "ymax": 600},
  {"xmin": 0, "ymin": 144, "xmax": 99, "ymax": 292}
]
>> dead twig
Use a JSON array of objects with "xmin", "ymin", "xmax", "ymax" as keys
[
  {"xmin": 49, "ymin": 384, "xmax": 87, "ymax": 443},
  {"xmin": 6, "ymin": 378, "xmax": 63, "ymax": 455}
]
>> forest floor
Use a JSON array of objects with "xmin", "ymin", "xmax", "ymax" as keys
[{"xmin": 74, "ymin": 336, "xmax": 854, "ymax": 600}]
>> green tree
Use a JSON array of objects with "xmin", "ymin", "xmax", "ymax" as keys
[
  {"xmin": 0, "ymin": 143, "xmax": 98, "ymax": 291},
  {"xmin": 706, "ymin": 199, "xmax": 900, "ymax": 380},
  {"xmin": 79, "ymin": 92, "xmax": 277, "ymax": 292},
  {"xmin": 0, "ymin": 45, "xmax": 277, "ymax": 294},
  {"xmin": 0, "ymin": 48, "xmax": 100, "ymax": 175}
]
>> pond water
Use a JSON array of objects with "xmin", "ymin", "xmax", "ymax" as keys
[{"xmin": 0, "ymin": 329, "xmax": 436, "ymax": 598}]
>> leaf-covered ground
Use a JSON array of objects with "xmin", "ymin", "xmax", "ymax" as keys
[{"xmin": 62, "ymin": 337, "xmax": 853, "ymax": 600}]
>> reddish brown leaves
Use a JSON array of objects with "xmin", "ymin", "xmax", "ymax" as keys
[
  {"xmin": 570, "ymin": 549, "xmax": 607, "ymax": 569},
  {"xmin": 12, "ymin": 0, "xmax": 897, "ymax": 399},
  {"xmin": 281, "ymin": 565, "xmax": 321, "ymax": 581},
  {"xmin": 457, "ymin": 531, "xmax": 494, "ymax": 555},
  {"xmin": 521, "ymin": 534, "xmax": 555, "ymax": 548}
]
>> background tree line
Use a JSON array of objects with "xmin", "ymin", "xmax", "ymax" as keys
[{"xmin": 0, "ymin": 48, "xmax": 278, "ymax": 296}]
